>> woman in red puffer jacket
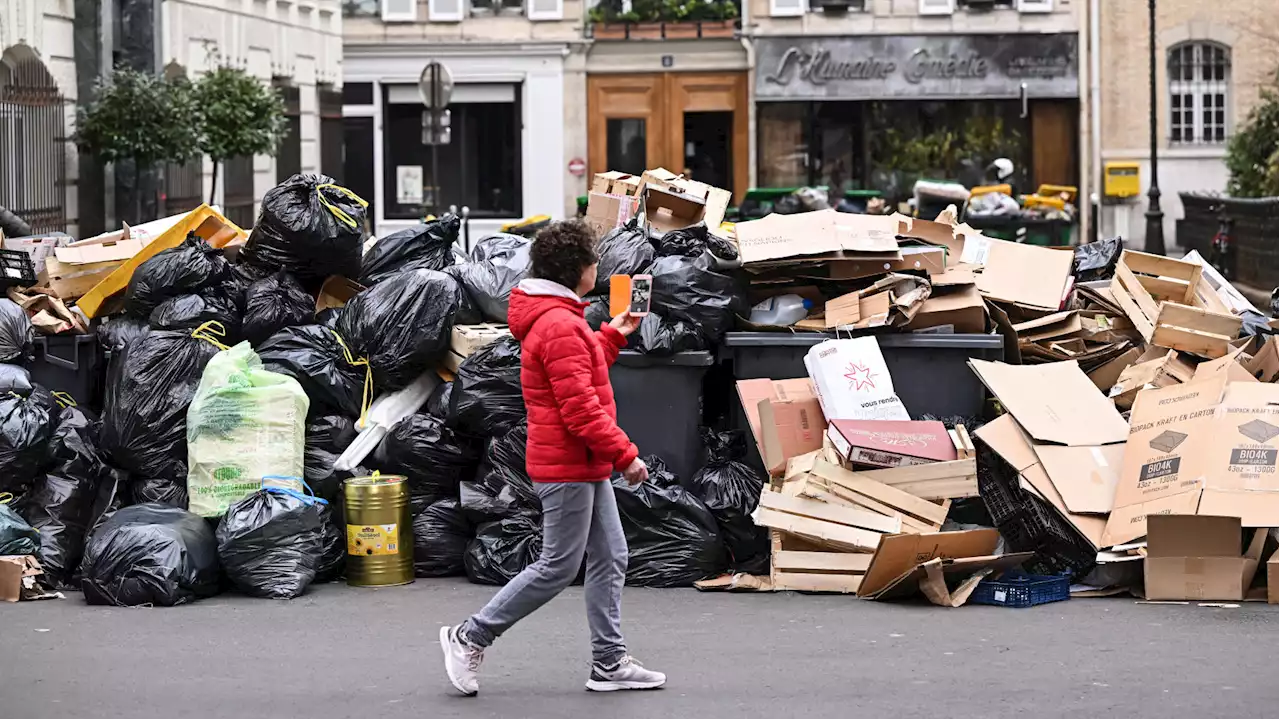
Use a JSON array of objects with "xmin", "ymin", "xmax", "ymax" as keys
[{"xmin": 440, "ymin": 220, "xmax": 666, "ymax": 697}]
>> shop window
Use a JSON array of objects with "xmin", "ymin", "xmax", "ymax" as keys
[
  {"xmin": 1168, "ymin": 41, "xmax": 1230, "ymax": 145},
  {"xmin": 382, "ymin": 84, "xmax": 522, "ymax": 219}
]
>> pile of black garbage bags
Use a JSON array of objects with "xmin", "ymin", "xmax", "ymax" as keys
[{"xmin": 3, "ymin": 172, "xmax": 770, "ymax": 607}]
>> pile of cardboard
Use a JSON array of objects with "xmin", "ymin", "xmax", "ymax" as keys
[
  {"xmin": 583, "ymin": 168, "xmax": 730, "ymax": 241},
  {"xmin": 443, "ymin": 323, "xmax": 511, "ymax": 374}
]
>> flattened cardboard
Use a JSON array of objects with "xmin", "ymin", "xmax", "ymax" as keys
[
  {"xmin": 1243, "ymin": 336, "xmax": 1278, "ymax": 383},
  {"xmin": 1268, "ymin": 550, "xmax": 1278, "ymax": 605},
  {"xmin": 316, "ymin": 275, "xmax": 364, "ymax": 315},
  {"xmin": 906, "ymin": 285, "xmax": 986, "ymax": 335},
  {"xmin": 1032, "ymin": 443, "xmax": 1125, "ymax": 514},
  {"xmin": 825, "ymin": 273, "xmax": 930, "ymax": 330},
  {"xmin": 1194, "ymin": 346, "xmax": 1260, "ymax": 384},
  {"xmin": 1012, "ymin": 311, "xmax": 1083, "ymax": 344},
  {"xmin": 735, "ymin": 210, "xmax": 902, "ymax": 265},
  {"xmin": 1108, "ymin": 350, "xmax": 1196, "ymax": 409},
  {"xmin": 969, "ymin": 359, "xmax": 1130, "ymax": 446},
  {"xmin": 857, "ymin": 528, "xmax": 1032, "ymax": 605},
  {"xmin": 55, "ymin": 233, "xmax": 145, "ymax": 264},
  {"xmin": 822, "ymin": 246, "xmax": 946, "ymax": 281},
  {"xmin": 827, "ymin": 419, "xmax": 957, "ymax": 468},
  {"xmin": 976, "ymin": 239, "xmax": 1073, "ymax": 311},
  {"xmin": 1143, "ymin": 514, "xmax": 1267, "ymax": 601},
  {"xmin": 1088, "ymin": 346, "xmax": 1142, "ymax": 391}
]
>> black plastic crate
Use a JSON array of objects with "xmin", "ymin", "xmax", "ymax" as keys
[
  {"xmin": 970, "ymin": 573, "xmax": 1071, "ymax": 608},
  {"xmin": 0, "ymin": 249, "xmax": 37, "ymax": 289},
  {"xmin": 29, "ymin": 334, "xmax": 102, "ymax": 410}
]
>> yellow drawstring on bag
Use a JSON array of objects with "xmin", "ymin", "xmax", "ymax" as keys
[
  {"xmin": 316, "ymin": 183, "xmax": 369, "ymax": 230},
  {"xmin": 0, "ymin": 492, "xmax": 13, "ymax": 504},
  {"xmin": 52, "ymin": 391, "xmax": 77, "ymax": 409},
  {"xmin": 329, "ymin": 328, "xmax": 373, "ymax": 429},
  {"xmin": 191, "ymin": 321, "xmax": 231, "ymax": 351}
]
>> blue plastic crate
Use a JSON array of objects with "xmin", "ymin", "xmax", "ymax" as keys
[{"xmin": 970, "ymin": 573, "xmax": 1070, "ymax": 608}]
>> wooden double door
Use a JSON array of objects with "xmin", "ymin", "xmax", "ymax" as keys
[{"xmin": 588, "ymin": 72, "xmax": 749, "ymax": 201}]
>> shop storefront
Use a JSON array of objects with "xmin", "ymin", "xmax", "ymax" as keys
[
  {"xmin": 343, "ymin": 43, "xmax": 569, "ymax": 238},
  {"xmin": 753, "ymin": 34, "xmax": 1079, "ymax": 201}
]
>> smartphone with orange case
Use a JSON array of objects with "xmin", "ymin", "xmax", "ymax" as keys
[{"xmin": 609, "ymin": 275, "xmax": 631, "ymax": 317}]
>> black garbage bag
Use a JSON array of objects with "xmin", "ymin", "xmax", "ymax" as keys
[
  {"xmin": 373, "ymin": 413, "xmax": 480, "ymax": 516},
  {"xmin": 242, "ymin": 270, "xmax": 314, "ymax": 346},
  {"xmin": 100, "ymin": 327, "xmax": 224, "ymax": 485},
  {"xmin": 18, "ymin": 405, "xmax": 111, "ymax": 587},
  {"xmin": 583, "ymin": 295, "xmax": 615, "ymax": 332},
  {"xmin": 125, "ymin": 233, "xmax": 231, "ymax": 317},
  {"xmin": 635, "ymin": 312, "xmax": 707, "ymax": 355},
  {"xmin": 1239, "ymin": 309, "xmax": 1278, "ymax": 339},
  {"xmin": 337, "ymin": 269, "xmax": 464, "ymax": 392},
  {"xmin": 359, "ymin": 215, "xmax": 461, "ymax": 286},
  {"xmin": 613, "ymin": 456, "xmax": 726, "ymax": 588},
  {"xmin": 650, "ymin": 254, "xmax": 746, "ymax": 345},
  {"xmin": 129, "ymin": 477, "xmax": 189, "ymax": 509},
  {"xmin": 258, "ymin": 325, "xmax": 367, "ymax": 419},
  {"xmin": 97, "ymin": 315, "xmax": 149, "ymax": 354},
  {"xmin": 689, "ymin": 429, "xmax": 769, "ymax": 574},
  {"xmin": 0, "ymin": 298, "xmax": 32, "ymax": 363},
  {"xmin": 445, "ymin": 233, "xmax": 532, "ymax": 323},
  {"xmin": 216, "ymin": 488, "xmax": 326, "ymax": 600},
  {"xmin": 1073, "ymin": 236, "xmax": 1124, "ymax": 283},
  {"xmin": 0, "ymin": 368, "xmax": 57, "ymax": 497},
  {"xmin": 304, "ymin": 414, "xmax": 358, "ymax": 496},
  {"xmin": 80, "ymin": 503, "xmax": 220, "ymax": 606},
  {"xmin": 448, "ymin": 336, "xmax": 524, "ymax": 439},
  {"xmin": 84, "ymin": 466, "xmax": 129, "ymax": 539},
  {"xmin": 654, "ymin": 223, "xmax": 739, "ymax": 261},
  {"xmin": 314, "ymin": 504, "xmax": 346, "ymax": 583},
  {"xmin": 148, "ymin": 292, "xmax": 242, "ymax": 339},
  {"xmin": 0, "ymin": 501, "xmax": 40, "ymax": 554},
  {"xmin": 413, "ymin": 497, "xmax": 473, "ymax": 578},
  {"xmin": 239, "ymin": 173, "xmax": 367, "ymax": 284},
  {"xmin": 425, "ymin": 381, "xmax": 452, "ymax": 419},
  {"xmin": 464, "ymin": 513, "xmax": 542, "ymax": 586},
  {"xmin": 461, "ymin": 422, "xmax": 537, "ymax": 521},
  {"xmin": 593, "ymin": 222, "xmax": 654, "ymax": 294}
]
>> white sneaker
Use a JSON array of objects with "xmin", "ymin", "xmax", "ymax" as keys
[
  {"xmin": 440, "ymin": 625, "xmax": 484, "ymax": 696},
  {"xmin": 585, "ymin": 655, "xmax": 666, "ymax": 692}
]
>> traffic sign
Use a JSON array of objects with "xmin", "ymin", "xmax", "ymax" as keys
[{"xmin": 418, "ymin": 61, "xmax": 454, "ymax": 109}]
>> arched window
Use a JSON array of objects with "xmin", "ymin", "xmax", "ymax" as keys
[{"xmin": 1168, "ymin": 41, "xmax": 1231, "ymax": 145}]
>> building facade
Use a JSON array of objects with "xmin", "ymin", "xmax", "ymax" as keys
[
  {"xmin": 0, "ymin": 0, "xmax": 78, "ymax": 236},
  {"xmin": 749, "ymin": 0, "xmax": 1082, "ymax": 207},
  {"xmin": 342, "ymin": 0, "xmax": 581, "ymax": 238},
  {"xmin": 1096, "ymin": 0, "xmax": 1278, "ymax": 249},
  {"xmin": 160, "ymin": 0, "xmax": 344, "ymax": 229}
]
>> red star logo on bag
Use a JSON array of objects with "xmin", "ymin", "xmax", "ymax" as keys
[{"xmin": 843, "ymin": 362, "xmax": 878, "ymax": 392}]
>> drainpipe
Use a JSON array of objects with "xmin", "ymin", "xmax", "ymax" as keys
[
  {"xmin": 740, "ymin": 33, "xmax": 756, "ymax": 197},
  {"xmin": 1089, "ymin": 0, "xmax": 1102, "ymax": 241}
]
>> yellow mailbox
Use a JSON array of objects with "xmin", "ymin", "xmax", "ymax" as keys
[{"xmin": 1104, "ymin": 162, "xmax": 1141, "ymax": 198}]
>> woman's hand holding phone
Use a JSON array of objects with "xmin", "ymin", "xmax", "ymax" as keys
[{"xmin": 609, "ymin": 311, "xmax": 642, "ymax": 338}]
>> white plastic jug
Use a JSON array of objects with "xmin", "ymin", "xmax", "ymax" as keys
[{"xmin": 749, "ymin": 294, "xmax": 813, "ymax": 326}]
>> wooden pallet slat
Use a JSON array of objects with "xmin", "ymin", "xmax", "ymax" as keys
[
  {"xmin": 758, "ymin": 490, "xmax": 903, "ymax": 534},
  {"xmin": 754, "ymin": 507, "xmax": 881, "ymax": 553},
  {"xmin": 810, "ymin": 460, "xmax": 950, "ymax": 526}
]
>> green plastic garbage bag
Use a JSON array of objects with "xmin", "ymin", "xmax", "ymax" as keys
[
  {"xmin": 0, "ymin": 498, "xmax": 40, "ymax": 555},
  {"xmin": 187, "ymin": 342, "xmax": 310, "ymax": 518}
]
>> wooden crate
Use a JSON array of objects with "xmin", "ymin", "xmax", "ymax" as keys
[
  {"xmin": 768, "ymin": 531, "xmax": 869, "ymax": 594},
  {"xmin": 1109, "ymin": 250, "xmax": 1242, "ymax": 358}
]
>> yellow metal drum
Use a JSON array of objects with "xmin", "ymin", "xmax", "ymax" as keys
[{"xmin": 343, "ymin": 474, "xmax": 414, "ymax": 587}]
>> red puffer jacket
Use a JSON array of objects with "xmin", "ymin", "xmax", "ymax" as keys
[{"xmin": 507, "ymin": 280, "xmax": 639, "ymax": 483}]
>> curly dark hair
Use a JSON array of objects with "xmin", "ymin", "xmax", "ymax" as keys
[{"xmin": 530, "ymin": 219, "xmax": 599, "ymax": 290}]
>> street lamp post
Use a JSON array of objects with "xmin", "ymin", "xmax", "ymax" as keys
[{"xmin": 1143, "ymin": 0, "xmax": 1166, "ymax": 255}]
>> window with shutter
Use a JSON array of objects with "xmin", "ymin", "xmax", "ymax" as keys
[
  {"xmin": 1015, "ymin": 0, "xmax": 1052, "ymax": 12},
  {"xmin": 918, "ymin": 0, "xmax": 954, "ymax": 15},
  {"xmin": 770, "ymin": 0, "xmax": 806, "ymax": 17},
  {"xmin": 428, "ymin": 0, "xmax": 464, "ymax": 20},
  {"xmin": 526, "ymin": 0, "xmax": 562, "ymax": 21},
  {"xmin": 381, "ymin": 0, "xmax": 418, "ymax": 21}
]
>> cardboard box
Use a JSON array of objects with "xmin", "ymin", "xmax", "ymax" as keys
[
  {"xmin": 733, "ymin": 210, "xmax": 901, "ymax": 265},
  {"xmin": 1268, "ymin": 549, "xmax": 1278, "ymax": 604},
  {"xmin": 642, "ymin": 185, "xmax": 706, "ymax": 236},
  {"xmin": 826, "ymin": 419, "xmax": 957, "ymax": 469},
  {"xmin": 821, "ymin": 246, "xmax": 946, "ymax": 282},
  {"xmin": 1143, "ymin": 514, "xmax": 1267, "ymax": 601},
  {"xmin": 316, "ymin": 275, "xmax": 365, "ymax": 316},
  {"xmin": 584, "ymin": 192, "xmax": 640, "ymax": 239},
  {"xmin": 968, "ymin": 359, "xmax": 1130, "ymax": 446},
  {"xmin": 906, "ymin": 284, "xmax": 986, "ymax": 335},
  {"xmin": 824, "ymin": 273, "xmax": 930, "ymax": 330},
  {"xmin": 736, "ymin": 378, "xmax": 826, "ymax": 476},
  {"xmin": 591, "ymin": 171, "xmax": 642, "ymax": 196},
  {"xmin": 0, "ymin": 555, "xmax": 51, "ymax": 602},
  {"xmin": 638, "ymin": 168, "xmax": 731, "ymax": 235},
  {"xmin": 1108, "ymin": 349, "xmax": 1196, "ymax": 409},
  {"xmin": 1, "ymin": 231, "xmax": 69, "ymax": 275},
  {"xmin": 856, "ymin": 528, "xmax": 1033, "ymax": 606},
  {"xmin": 975, "ymin": 238, "xmax": 1073, "ymax": 311},
  {"xmin": 39, "ymin": 255, "xmax": 122, "ymax": 301},
  {"xmin": 1244, "ymin": 336, "xmax": 1278, "ymax": 383}
]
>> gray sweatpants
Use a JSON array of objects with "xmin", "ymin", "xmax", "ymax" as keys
[{"xmin": 461, "ymin": 480, "xmax": 629, "ymax": 664}]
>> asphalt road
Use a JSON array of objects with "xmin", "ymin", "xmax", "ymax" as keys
[{"xmin": 1, "ymin": 580, "xmax": 1275, "ymax": 719}]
